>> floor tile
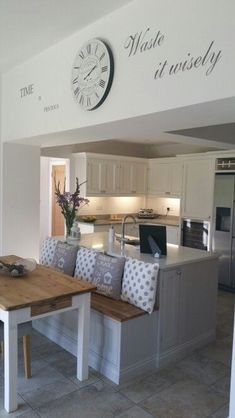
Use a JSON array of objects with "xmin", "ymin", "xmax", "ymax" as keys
[
  {"xmin": 36, "ymin": 381, "xmax": 133, "ymax": 418},
  {"xmin": 69, "ymin": 367, "xmax": 101, "ymax": 389},
  {"xmin": 115, "ymin": 405, "xmax": 154, "ymax": 418},
  {"xmin": 210, "ymin": 375, "xmax": 231, "ymax": 399},
  {"xmin": 197, "ymin": 337, "xmax": 232, "ymax": 368},
  {"xmin": 20, "ymin": 377, "xmax": 78, "ymax": 409},
  {"xmin": 209, "ymin": 403, "xmax": 229, "ymax": 418},
  {"xmin": 17, "ymin": 360, "xmax": 69, "ymax": 394},
  {"xmin": 141, "ymin": 378, "xmax": 228, "ymax": 418},
  {"xmin": 36, "ymin": 349, "xmax": 77, "ymax": 378},
  {"xmin": 0, "ymin": 390, "xmax": 32, "ymax": 418},
  {"xmin": 176, "ymin": 352, "xmax": 229, "ymax": 385},
  {"xmin": 119, "ymin": 366, "xmax": 186, "ymax": 403}
]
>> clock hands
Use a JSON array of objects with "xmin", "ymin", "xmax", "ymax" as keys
[{"xmin": 84, "ymin": 65, "xmax": 97, "ymax": 81}]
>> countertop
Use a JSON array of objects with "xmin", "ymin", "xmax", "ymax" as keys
[
  {"xmin": 78, "ymin": 215, "xmax": 179, "ymax": 227},
  {"xmin": 73, "ymin": 232, "xmax": 218, "ymax": 270}
]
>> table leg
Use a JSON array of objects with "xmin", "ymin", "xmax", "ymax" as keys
[
  {"xmin": 77, "ymin": 293, "xmax": 90, "ymax": 381},
  {"xmin": 4, "ymin": 313, "xmax": 18, "ymax": 412}
]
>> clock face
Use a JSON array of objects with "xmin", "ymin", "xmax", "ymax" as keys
[{"xmin": 71, "ymin": 38, "xmax": 114, "ymax": 111}]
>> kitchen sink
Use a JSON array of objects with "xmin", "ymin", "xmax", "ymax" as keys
[{"xmin": 115, "ymin": 235, "xmax": 140, "ymax": 246}]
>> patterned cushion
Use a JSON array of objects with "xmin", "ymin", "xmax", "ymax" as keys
[
  {"xmin": 51, "ymin": 241, "xmax": 79, "ymax": 276},
  {"xmin": 92, "ymin": 253, "xmax": 125, "ymax": 300},
  {"xmin": 74, "ymin": 247, "xmax": 98, "ymax": 282},
  {"xmin": 121, "ymin": 258, "xmax": 159, "ymax": 313},
  {"xmin": 39, "ymin": 237, "xmax": 58, "ymax": 266}
]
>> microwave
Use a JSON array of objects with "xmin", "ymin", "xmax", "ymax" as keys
[{"xmin": 181, "ymin": 219, "xmax": 210, "ymax": 251}]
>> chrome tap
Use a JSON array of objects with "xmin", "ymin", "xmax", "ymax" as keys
[{"xmin": 120, "ymin": 215, "xmax": 136, "ymax": 249}]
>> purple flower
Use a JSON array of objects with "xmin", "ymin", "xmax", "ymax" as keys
[{"xmin": 54, "ymin": 177, "xmax": 89, "ymax": 235}]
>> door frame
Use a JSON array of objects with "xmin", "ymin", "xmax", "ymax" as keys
[{"xmin": 49, "ymin": 158, "xmax": 70, "ymax": 237}]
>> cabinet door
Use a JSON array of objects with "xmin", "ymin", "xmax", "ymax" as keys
[
  {"xmin": 166, "ymin": 226, "xmax": 179, "ymax": 244},
  {"xmin": 117, "ymin": 161, "xmax": 132, "ymax": 195},
  {"xmin": 148, "ymin": 163, "xmax": 171, "ymax": 196},
  {"xmin": 179, "ymin": 261, "xmax": 217, "ymax": 344},
  {"xmin": 182, "ymin": 158, "xmax": 215, "ymax": 219},
  {"xmin": 171, "ymin": 163, "xmax": 183, "ymax": 196},
  {"xmin": 99, "ymin": 160, "xmax": 116, "ymax": 195},
  {"xmin": 86, "ymin": 158, "xmax": 101, "ymax": 195},
  {"xmin": 159, "ymin": 269, "xmax": 181, "ymax": 351},
  {"xmin": 130, "ymin": 162, "xmax": 147, "ymax": 195}
]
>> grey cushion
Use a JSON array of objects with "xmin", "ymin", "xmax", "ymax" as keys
[
  {"xmin": 51, "ymin": 241, "xmax": 79, "ymax": 276},
  {"xmin": 92, "ymin": 253, "xmax": 125, "ymax": 300}
]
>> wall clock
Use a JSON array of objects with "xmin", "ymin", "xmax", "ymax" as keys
[{"xmin": 71, "ymin": 38, "xmax": 114, "ymax": 111}]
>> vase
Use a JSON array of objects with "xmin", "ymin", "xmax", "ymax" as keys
[{"xmin": 64, "ymin": 218, "xmax": 75, "ymax": 241}]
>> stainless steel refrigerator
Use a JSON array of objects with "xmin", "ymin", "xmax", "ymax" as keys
[{"xmin": 212, "ymin": 174, "xmax": 235, "ymax": 291}]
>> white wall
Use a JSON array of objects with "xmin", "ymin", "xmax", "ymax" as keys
[
  {"xmin": 2, "ymin": 143, "xmax": 40, "ymax": 259},
  {"xmin": 79, "ymin": 196, "xmax": 145, "ymax": 216},
  {"xmin": 40, "ymin": 157, "xmax": 51, "ymax": 242},
  {"xmin": 2, "ymin": 0, "xmax": 235, "ymax": 143},
  {"xmin": 0, "ymin": 76, "xmax": 2, "ymax": 255},
  {"xmin": 146, "ymin": 197, "xmax": 180, "ymax": 216}
]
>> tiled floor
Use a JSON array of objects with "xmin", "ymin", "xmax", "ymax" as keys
[{"xmin": 0, "ymin": 290, "xmax": 234, "ymax": 418}]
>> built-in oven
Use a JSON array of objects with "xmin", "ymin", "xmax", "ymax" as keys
[{"xmin": 181, "ymin": 219, "xmax": 210, "ymax": 251}]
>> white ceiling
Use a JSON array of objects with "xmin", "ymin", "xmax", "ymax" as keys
[{"xmin": 0, "ymin": 0, "xmax": 132, "ymax": 73}]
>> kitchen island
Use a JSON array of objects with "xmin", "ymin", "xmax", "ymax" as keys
[{"xmin": 34, "ymin": 233, "xmax": 219, "ymax": 384}]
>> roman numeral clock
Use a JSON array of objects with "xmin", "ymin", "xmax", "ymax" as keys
[{"xmin": 71, "ymin": 38, "xmax": 114, "ymax": 110}]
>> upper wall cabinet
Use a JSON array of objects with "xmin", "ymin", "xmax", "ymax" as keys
[
  {"xmin": 147, "ymin": 158, "xmax": 183, "ymax": 197},
  {"xmin": 73, "ymin": 153, "xmax": 147, "ymax": 197},
  {"xmin": 181, "ymin": 157, "xmax": 215, "ymax": 220}
]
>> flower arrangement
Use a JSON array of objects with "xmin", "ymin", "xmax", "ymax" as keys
[{"xmin": 54, "ymin": 177, "xmax": 89, "ymax": 237}]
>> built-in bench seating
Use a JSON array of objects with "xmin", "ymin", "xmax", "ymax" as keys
[
  {"xmin": 34, "ymin": 237, "xmax": 217, "ymax": 384},
  {"xmin": 33, "ymin": 237, "xmax": 160, "ymax": 383},
  {"xmin": 91, "ymin": 293, "xmax": 148, "ymax": 322}
]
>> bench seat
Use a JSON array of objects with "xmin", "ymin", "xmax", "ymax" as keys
[{"xmin": 91, "ymin": 293, "xmax": 147, "ymax": 322}]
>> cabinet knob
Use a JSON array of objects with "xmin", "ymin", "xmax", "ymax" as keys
[{"xmin": 176, "ymin": 271, "xmax": 181, "ymax": 276}]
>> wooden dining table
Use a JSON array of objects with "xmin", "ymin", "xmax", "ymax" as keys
[{"xmin": 0, "ymin": 255, "xmax": 96, "ymax": 413}]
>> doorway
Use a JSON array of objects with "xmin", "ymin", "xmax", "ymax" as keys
[{"xmin": 51, "ymin": 164, "xmax": 66, "ymax": 236}]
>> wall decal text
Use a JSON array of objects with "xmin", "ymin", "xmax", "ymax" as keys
[
  {"xmin": 44, "ymin": 104, "xmax": 59, "ymax": 112},
  {"xmin": 124, "ymin": 28, "xmax": 222, "ymax": 78},
  {"xmin": 154, "ymin": 41, "xmax": 222, "ymax": 79},
  {"xmin": 124, "ymin": 28, "xmax": 165, "ymax": 57},
  {"xmin": 20, "ymin": 84, "xmax": 34, "ymax": 98}
]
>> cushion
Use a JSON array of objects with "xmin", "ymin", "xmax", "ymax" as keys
[
  {"xmin": 51, "ymin": 241, "xmax": 79, "ymax": 276},
  {"xmin": 39, "ymin": 237, "xmax": 58, "ymax": 267},
  {"xmin": 121, "ymin": 258, "xmax": 159, "ymax": 313},
  {"xmin": 92, "ymin": 253, "xmax": 125, "ymax": 300},
  {"xmin": 74, "ymin": 247, "xmax": 98, "ymax": 282}
]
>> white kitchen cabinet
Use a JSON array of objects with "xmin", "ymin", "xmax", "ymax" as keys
[
  {"xmin": 130, "ymin": 162, "xmax": 147, "ymax": 195},
  {"xmin": 147, "ymin": 158, "xmax": 183, "ymax": 197},
  {"xmin": 73, "ymin": 153, "xmax": 147, "ymax": 197},
  {"xmin": 182, "ymin": 157, "xmax": 215, "ymax": 220},
  {"xmin": 85, "ymin": 157, "xmax": 116, "ymax": 196},
  {"xmin": 166, "ymin": 226, "xmax": 179, "ymax": 245}
]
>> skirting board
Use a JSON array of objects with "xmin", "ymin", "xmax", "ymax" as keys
[
  {"xmin": 157, "ymin": 330, "xmax": 216, "ymax": 369},
  {"xmin": 33, "ymin": 319, "xmax": 215, "ymax": 384}
]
